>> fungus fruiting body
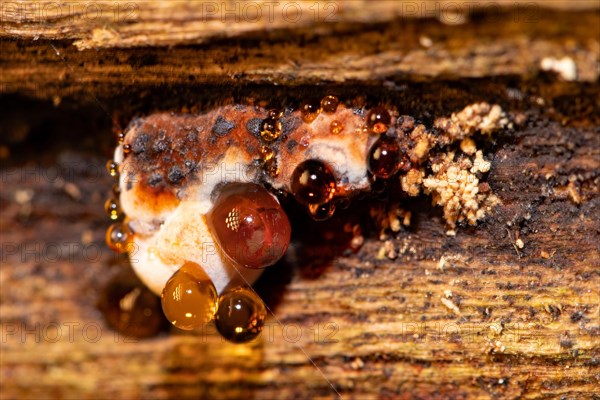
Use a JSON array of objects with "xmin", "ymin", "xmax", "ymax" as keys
[{"xmin": 105, "ymin": 98, "xmax": 509, "ymax": 338}]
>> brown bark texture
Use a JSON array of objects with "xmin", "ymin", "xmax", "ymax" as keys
[{"xmin": 0, "ymin": 1, "xmax": 599, "ymax": 399}]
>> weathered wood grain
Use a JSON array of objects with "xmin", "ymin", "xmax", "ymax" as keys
[
  {"xmin": 1, "ymin": 1, "xmax": 596, "ymax": 49},
  {"xmin": 1, "ymin": 3, "xmax": 599, "ymax": 101},
  {"xmin": 1, "ymin": 81, "xmax": 598, "ymax": 398}
]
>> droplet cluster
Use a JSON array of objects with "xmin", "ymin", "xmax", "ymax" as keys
[
  {"xmin": 108, "ymin": 97, "xmax": 455, "ymax": 343},
  {"xmin": 104, "ymin": 141, "xmax": 133, "ymax": 253},
  {"xmin": 258, "ymin": 109, "xmax": 283, "ymax": 178},
  {"xmin": 160, "ymin": 265, "xmax": 267, "ymax": 342}
]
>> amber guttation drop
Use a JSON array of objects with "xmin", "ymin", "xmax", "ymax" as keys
[
  {"xmin": 291, "ymin": 160, "xmax": 336, "ymax": 206},
  {"xmin": 98, "ymin": 273, "xmax": 166, "ymax": 339},
  {"xmin": 321, "ymin": 95, "xmax": 339, "ymax": 113},
  {"xmin": 330, "ymin": 120, "xmax": 344, "ymax": 134},
  {"xmin": 122, "ymin": 144, "xmax": 132, "ymax": 154},
  {"xmin": 366, "ymin": 107, "xmax": 392, "ymax": 134},
  {"xmin": 260, "ymin": 145, "xmax": 274, "ymax": 162},
  {"xmin": 307, "ymin": 202, "xmax": 336, "ymax": 221},
  {"xmin": 105, "ymin": 223, "xmax": 132, "ymax": 253},
  {"xmin": 161, "ymin": 262, "xmax": 218, "ymax": 330},
  {"xmin": 300, "ymin": 100, "xmax": 321, "ymax": 123},
  {"xmin": 208, "ymin": 183, "xmax": 291, "ymax": 269},
  {"xmin": 267, "ymin": 109, "xmax": 283, "ymax": 118},
  {"xmin": 264, "ymin": 159, "xmax": 280, "ymax": 178},
  {"xmin": 368, "ymin": 135, "xmax": 404, "ymax": 179},
  {"xmin": 106, "ymin": 160, "xmax": 119, "ymax": 177},
  {"xmin": 260, "ymin": 117, "xmax": 282, "ymax": 142},
  {"xmin": 104, "ymin": 197, "xmax": 123, "ymax": 221},
  {"xmin": 117, "ymin": 132, "xmax": 125, "ymax": 143},
  {"xmin": 215, "ymin": 286, "xmax": 266, "ymax": 343}
]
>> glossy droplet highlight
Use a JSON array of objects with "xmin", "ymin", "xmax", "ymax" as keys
[
  {"xmin": 267, "ymin": 109, "xmax": 283, "ymax": 118},
  {"xmin": 264, "ymin": 158, "xmax": 280, "ymax": 178},
  {"xmin": 330, "ymin": 120, "xmax": 344, "ymax": 134},
  {"xmin": 368, "ymin": 135, "xmax": 405, "ymax": 179},
  {"xmin": 208, "ymin": 183, "xmax": 291, "ymax": 269},
  {"xmin": 366, "ymin": 107, "xmax": 392, "ymax": 134},
  {"xmin": 117, "ymin": 132, "xmax": 125, "ymax": 143},
  {"xmin": 104, "ymin": 197, "xmax": 123, "ymax": 221},
  {"xmin": 161, "ymin": 262, "xmax": 217, "ymax": 330},
  {"xmin": 300, "ymin": 100, "xmax": 321, "ymax": 123},
  {"xmin": 291, "ymin": 160, "xmax": 336, "ymax": 206},
  {"xmin": 122, "ymin": 144, "xmax": 132, "ymax": 154},
  {"xmin": 106, "ymin": 160, "xmax": 118, "ymax": 177},
  {"xmin": 260, "ymin": 145, "xmax": 274, "ymax": 162},
  {"xmin": 215, "ymin": 286, "xmax": 266, "ymax": 343},
  {"xmin": 260, "ymin": 117, "xmax": 282, "ymax": 142},
  {"xmin": 321, "ymin": 95, "xmax": 339, "ymax": 113},
  {"xmin": 307, "ymin": 202, "xmax": 336, "ymax": 221},
  {"xmin": 105, "ymin": 222, "xmax": 132, "ymax": 253}
]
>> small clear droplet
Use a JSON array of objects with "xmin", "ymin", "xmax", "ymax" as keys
[
  {"xmin": 365, "ymin": 107, "xmax": 392, "ymax": 134},
  {"xmin": 106, "ymin": 160, "xmax": 119, "ymax": 177},
  {"xmin": 260, "ymin": 145, "xmax": 274, "ymax": 162},
  {"xmin": 260, "ymin": 117, "xmax": 282, "ymax": 142},
  {"xmin": 104, "ymin": 197, "xmax": 123, "ymax": 221},
  {"xmin": 267, "ymin": 109, "xmax": 283, "ymax": 119},
  {"xmin": 321, "ymin": 95, "xmax": 339, "ymax": 113},
  {"xmin": 330, "ymin": 120, "xmax": 344, "ymax": 134},
  {"xmin": 307, "ymin": 202, "xmax": 336, "ymax": 221},
  {"xmin": 300, "ymin": 101, "xmax": 321, "ymax": 123},
  {"xmin": 105, "ymin": 223, "xmax": 132, "ymax": 253}
]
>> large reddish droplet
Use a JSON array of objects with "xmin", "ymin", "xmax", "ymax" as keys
[{"xmin": 208, "ymin": 183, "xmax": 291, "ymax": 269}]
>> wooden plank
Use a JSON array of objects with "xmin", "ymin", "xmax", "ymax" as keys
[
  {"xmin": 0, "ymin": 1, "xmax": 598, "ymax": 399},
  {"xmin": 1, "ymin": 4, "xmax": 599, "ymax": 101}
]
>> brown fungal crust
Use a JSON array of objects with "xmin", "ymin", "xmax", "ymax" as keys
[
  {"xmin": 118, "ymin": 101, "xmax": 508, "ymax": 237},
  {"xmin": 113, "ymin": 99, "xmax": 510, "ymax": 296},
  {"xmin": 119, "ymin": 103, "xmax": 379, "ymax": 225},
  {"xmin": 121, "ymin": 107, "xmax": 263, "ymax": 206}
]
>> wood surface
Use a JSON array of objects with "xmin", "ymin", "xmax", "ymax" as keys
[{"xmin": 1, "ymin": 1, "xmax": 599, "ymax": 399}]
